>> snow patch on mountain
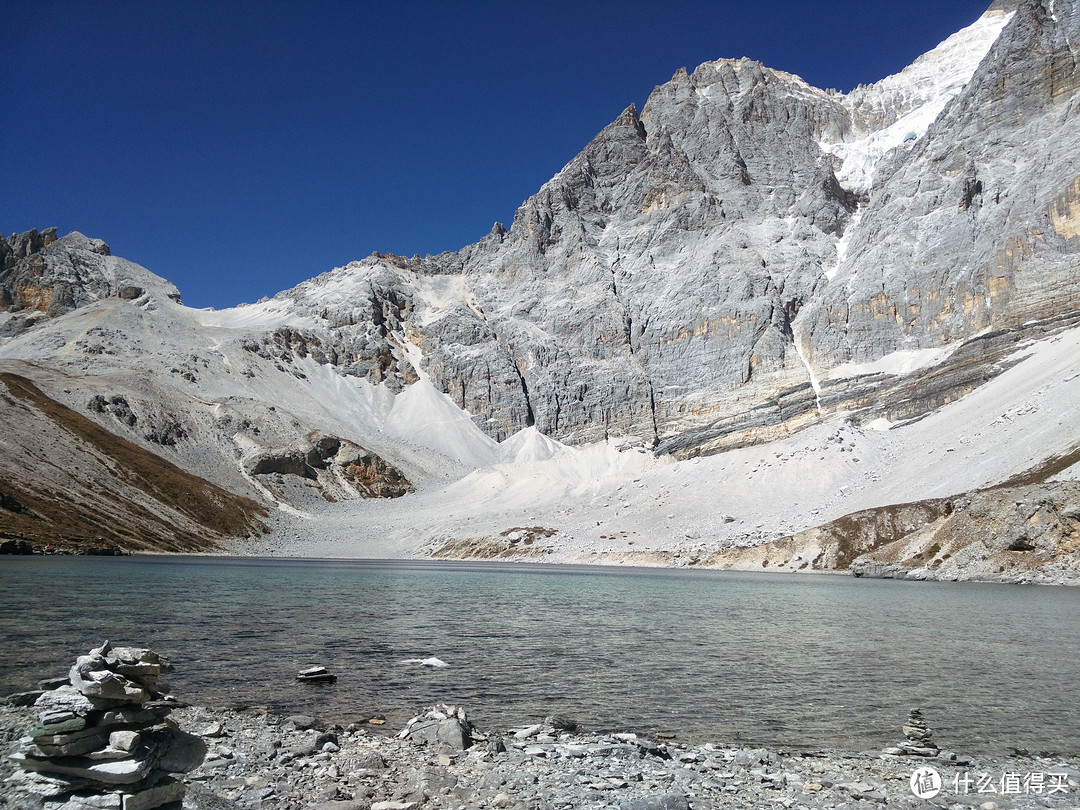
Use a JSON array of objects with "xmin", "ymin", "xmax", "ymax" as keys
[
  {"xmin": 384, "ymin": 343, "xmax": 501, "ymax": 473},
  {"xmin": 826, "ymin": 345, "xmax": 959, "ymax": 380},
  {"xmin": 414, "ymin": 275, "xmax": 479, "ymax": 327},
  {"xmin": 826, "ymin": 211, "xmax": 860, "ymax": 282},
  {"xmin": 188, "ymin": 297, "xmax": 320, "ymax": 331},
  {"xmin": 821, "ymin": 9, "xmax": 1015, "ymax": 194}
]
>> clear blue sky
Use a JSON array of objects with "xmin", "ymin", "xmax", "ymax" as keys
[{"xmin": 3, "ymin": 0, "xmax": 992, "ymax": 309}]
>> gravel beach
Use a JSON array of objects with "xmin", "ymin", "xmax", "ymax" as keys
[{"xmin": 3, "ymin": 697, "xmax": 1078, "ymax": 810}]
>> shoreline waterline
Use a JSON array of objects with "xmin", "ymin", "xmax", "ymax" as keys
[{"xmin": 14, "ymin": 546, "xmax": 1074, "ymax": 588}]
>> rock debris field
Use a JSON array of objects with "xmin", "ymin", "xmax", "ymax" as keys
[{"xmin": 2, "ymin": 647, "xmax": 1079, "ymax": 810}]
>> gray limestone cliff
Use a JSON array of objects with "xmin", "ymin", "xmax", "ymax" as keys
[
  {"xmin": 802, "ymin": 1, "xmax": 1080, "ymax": 369},
  {"xmin": 1, "ymin": 230, "xmax": 181, "ymax": 328},
  {"xmin": 3, "ymin": 0, "xmax": 1079, "ymax": 462},
  {"xmin": 278, "ymin": 0, "xmax": 1079, "ymax": 452}
]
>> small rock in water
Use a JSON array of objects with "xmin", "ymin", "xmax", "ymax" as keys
[
  {"xmin": 402, "ymin": 656, "xmax": 450, "ymax": 668},
  {"xmin": 297, "ymin": 665, "xmax": 337, "ymax": 683}
]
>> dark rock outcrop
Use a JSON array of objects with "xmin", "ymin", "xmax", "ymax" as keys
[
  {"xmin": 340, "ymin": 450, "xmax": 413, "ymax": 499},
  {"xmin": 2, "ymin": 227, "xmax": 58, "ymax": 271},
  {"xmin": 247, "ymin": 436, "xmax": 413, "ymax": 499}
]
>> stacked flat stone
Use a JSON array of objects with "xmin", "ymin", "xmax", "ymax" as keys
[
  {"xmin": 883, "ymin": 708, "xmax": 940, "ymax": 757},
  {"xmin": 11, "ymin": 641, "xmax": 206, "ymax": 809}
]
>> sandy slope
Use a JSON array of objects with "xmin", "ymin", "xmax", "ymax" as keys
[{"xmin": 236, "ymin": 323, "xmax": 1080, "ymax": 567}]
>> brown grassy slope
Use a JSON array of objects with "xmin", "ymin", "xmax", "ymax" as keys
[{"xmin": 0, "ymin": 373, "xmax": 268, "ymax": 552}]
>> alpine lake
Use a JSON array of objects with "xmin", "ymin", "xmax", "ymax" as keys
[{"xmin": 1, "ymin": 555, "xmax": 1078, "ymax": 757}]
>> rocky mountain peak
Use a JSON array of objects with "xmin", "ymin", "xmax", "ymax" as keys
[
  {"xmin": 2, "ymin": 227, "xmax": 59, "ymax": 271},
  {"xmin": 611, "ymin": 103, "xmax": 647, "ymax": 140},
  {"xmin": 2, "ymin": 1, "xmax": 1080, "ymax": 567},
  {"xmin": 392, "ymin": 0, "xmax": 1079, "ymax": 451},
  {"xmin": 1, "ymin": 6, "xmax": 1076, "ymax": 451},
  {"xmin": 0, "ymin": 230, "xmax": 181, "ymax": 329}
]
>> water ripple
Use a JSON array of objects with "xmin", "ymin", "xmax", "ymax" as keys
[{"xmin": 1, "ymin": 556, "xmax": 1077, "ymax": 755}]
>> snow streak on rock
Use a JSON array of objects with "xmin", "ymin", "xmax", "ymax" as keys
[{"xmin": 820, "ymin": 9, "xmax": 1015, "ymax": 194}]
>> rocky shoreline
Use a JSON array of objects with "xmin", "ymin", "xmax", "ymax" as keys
[{"xmin": 3, "ymin": 687, "xmax": 1078, "ymax": 810}]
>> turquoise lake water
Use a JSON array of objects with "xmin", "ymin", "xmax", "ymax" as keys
[{"xmin": 1, "ymin": 556, "xmax": 1077, "ymax": 755}]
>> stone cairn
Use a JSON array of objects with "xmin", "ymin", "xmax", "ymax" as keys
[
  {"xmin": 883, "ymin": 707, "xmax": 940, "ymax": 756},
  {"xmin": 8, "ymin": 641, "xmax": 206, "ymax": 809}
]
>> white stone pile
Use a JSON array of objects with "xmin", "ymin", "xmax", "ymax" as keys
[{"xmin": 9, "ymin": 641, "xmax": 206, "ymax": 809}]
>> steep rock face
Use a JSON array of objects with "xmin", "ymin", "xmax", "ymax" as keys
[
  {"xmin": 262, "ymin": 70, "xmax": 855, "ymax": 445},
  {"xmin": 312, "ymin": 0, "xmax": 1078, "ymax": 450},
  {"xmin": 3, "ymin": 1, "xmax": 1078, "ymax": 467},
  {"xmin": 2, "ymin": 227, "xmax": 58, "ymax": 270},
  {"xmin": 417, "ymin": 62, "xmax": 851, "ymax": 444},
  {"xmin": 261, "ymin": 258, "xmax": 421, "ymax": 392},
  {"xmin": 803, "ymin": 1, "xmax": 1080, "ymax": 369},
  {"xmin": 0, "ymin": 230, "xmax": 181, "ymax": 329}
]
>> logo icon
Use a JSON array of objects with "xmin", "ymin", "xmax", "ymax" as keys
[{"xmin": 910, "ymin": 766, "xmax": 942, "ymax": 799}]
